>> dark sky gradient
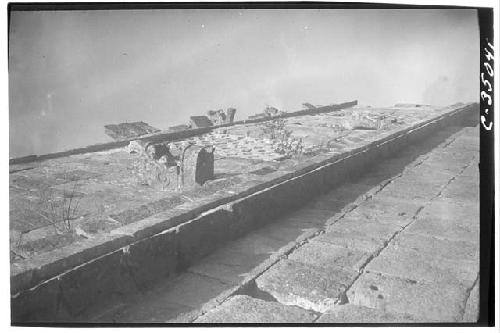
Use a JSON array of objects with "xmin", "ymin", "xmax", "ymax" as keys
[{"xmin": 9, "ymin": 9, "xmax": 479, "ymax": 157}]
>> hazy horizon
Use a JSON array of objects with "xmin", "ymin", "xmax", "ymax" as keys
[{"xmin": 9, "ymin": 9, "xmax": 479, "ymax": 158}]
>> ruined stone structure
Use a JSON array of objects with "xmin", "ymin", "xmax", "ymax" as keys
[
  {"xmin": 190, "ymin": 116, "xmax": 214, "ymax": 128},
  {"xmin": 207, "ymin": 108, "xmax": 237, "ymax": 126},
  {"xmin": 104, "ymin": 121, "xmax": 160, "ymax": 140},
  {"xmin": 128, "ymin": 139, "xmax": 214, "ymax": 190}
]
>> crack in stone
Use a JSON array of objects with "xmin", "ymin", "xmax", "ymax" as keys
[{"xmin": 458, "ymin": 274, "xmax": 480, "ymax": 321}]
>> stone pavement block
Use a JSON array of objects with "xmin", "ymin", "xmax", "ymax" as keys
[
  {"xmin": 376, "ymin": 180, "xmax": 441, "ymax": 202},
  {"xmin": 420, "ymin": 198, "xmax": 479, "ymax": 222},
  {"xmin": 392, "ymin": 176, "xmax": 451, "ymax": 192},
  {"xmin": 405, "ymin": 216, "xmax": 479, "ymax": 244},
  {"xmin": 317, "ymin": 218, "xmax": 401, "ymax": 253},
  {"xmin": 393, "ymin": 232, "xmax": 479, "ymax": 263},
  {"xmin": 194, "ymin": 295, "xmax": 316, "ymax": 323},
  {"xmin": 423, "ymin": 153, "xmax": 473, "ymax": 167},
  {"xmin": 461, "ymin": 165, "xmax": 479, "ymax": 178},
  {"xmin": 316, "ymin": 303, "xmax": 424, "ymax": 323},
  {"xmin": 343, "ymin": 196, "xmax": 422, "ymax": 227},
  {"xmin": 440, "ymin": 182, "xmax": 479, "ymax": 203},
  {"xmin": 289, "ymin": 240, "xmax": 371, "ymax": 272},
  {"xmin": 365, "ymin": 243, "xmax": 477, "ymax": 286},
  {"xmin": 462, "ymin": 282, "xmax": 479, "ymax": 322},
  {"xmin": 347, "ymin": 272, "xmax": 469, "ymax": 322},
  {"xmin": 402, "ymin": 165, "xmax": 457, "ymax": 182},
  {"xmin": 157, "ymin": 272, "xmax": 231, "ymax": 309},
  {"xmin": 256, "ymin": 259, "xmax": 358, "ymax": 313}
]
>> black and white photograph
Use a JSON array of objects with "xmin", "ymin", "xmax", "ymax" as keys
[{"xmin": 6, "ymin": 1, "xmax": 496, "ymax": 327}]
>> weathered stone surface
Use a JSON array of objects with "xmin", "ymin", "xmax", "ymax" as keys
[
  {"xmin": 405, "ymin": 216, "xmax": 479, "ymax": 243},
  {"xmin": 419, "ymin": 198, "xmax": 479, "ymax": 222},
  {"xmin": 343, "ymin": 196, "xmax": 422, "ymax": 227},
  {"xmin": 316, "ymin": 304, "xmax": 424, "ymax": 323},
  {"xmin": 190, "ymin": 116, "xmax": 213, "ymax": 128},
  {"xmin": 252, "ymin": 219, "xmax": 318, "ymax": 243},
  {"xmin": 365, "ymin": 243, "xmax": 477, "ymax": 286},
  {"xmin": 175, "ymin": 208, "xmax": 235, "ymax": 269},
  {"xmin": 256, "ymin": 259, "xmax": 358, "ymax": 313},
  {"xmin": 289, "ymin": 241, "xmax": 371, "ymax": 272},
  {"xmin": 375, "ymin": 179, "xmax": 441, "ymax": 202},
  {"xmin": 461, "ymin": 282, "xmax": 479, "ymax": 322},
  {"xmin": 11, "ymin": 277, "xmax": 61, "ymax": 323},
  {"xmin": 347, "ymin": 272, "xmax": 469, "ymax": 322},
  {"xmin": 279, "ymin": 208, "xmax": 335, "ymax": 227},
  {"xmin": 317, "ymin": 218, "xmax": 401, "ymax": 253},
  {"xmin": 392, "ymin": 232, "xmax": 479, "ymax": 263},
  {"xmin": 440, "ymin": 181, "xmax": 479, "ymax": 203},
  {"xmin": 219, "ymin": 232, "xmax": 291, "ymax": 259},
  {"xmin": 96, "ymin": 298, "xmax": 193, "ymax": 323},
  {"xmin": 155, "ymin": 272, "xmax": 231, "ymax": 309},
  {"xmin": 187, "ymin": 236, "xmax": 272, "ymax": 285},
  {"xmin": 194, "ymin": 295, "xmax": 316, "ymax": 323}
]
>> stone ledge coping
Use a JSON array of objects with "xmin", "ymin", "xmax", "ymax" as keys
[{"xmin": 10, "ymin": 102, "xmax": 477, "ymax": 297}]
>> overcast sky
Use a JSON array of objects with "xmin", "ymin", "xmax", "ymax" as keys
[{"xmin": 9, "ymin": 9, "xmax": 479, "ymax": 158}]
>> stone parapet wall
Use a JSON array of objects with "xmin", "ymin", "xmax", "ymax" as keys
[{"xmin": 10, "ymin": 102, "xmax": 477, "ymax": 323}]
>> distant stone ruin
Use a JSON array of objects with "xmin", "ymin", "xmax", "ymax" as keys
[
  {"xmin": 104, "ymin": 121, "xmax": 160, "ymax": 141},
  {"xmin": 190, "ymin": 116, "xmax": 213, "ymax": 128},
  {"xmin": 207, "ymin": 108, "xmax": 237, "ymax": 126}
]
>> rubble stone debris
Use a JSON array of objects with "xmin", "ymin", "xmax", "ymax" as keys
[
  {"xmin": 190, "ymin": 116, "xmax": 214, "ymax": 128},
  {"xmin": 342, "ymin": 111, "xmax": 395, "ymax": 131},
  {"xmin": 104, "ymin": 122, "xmax": 160, "ymax": 141}
]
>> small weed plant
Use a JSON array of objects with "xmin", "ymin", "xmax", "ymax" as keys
[{"xmin": 260, "ymin": 106, "xmax": 304, "ymax": 157}]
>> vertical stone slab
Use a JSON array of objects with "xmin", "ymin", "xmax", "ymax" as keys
[
  {"xmin": 181, "ymin": 145, "xmax": 214, "ymax": 187},
  {"xmin": 225, "ymin": 108, "xmax": 237, "ymax": 123}
]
